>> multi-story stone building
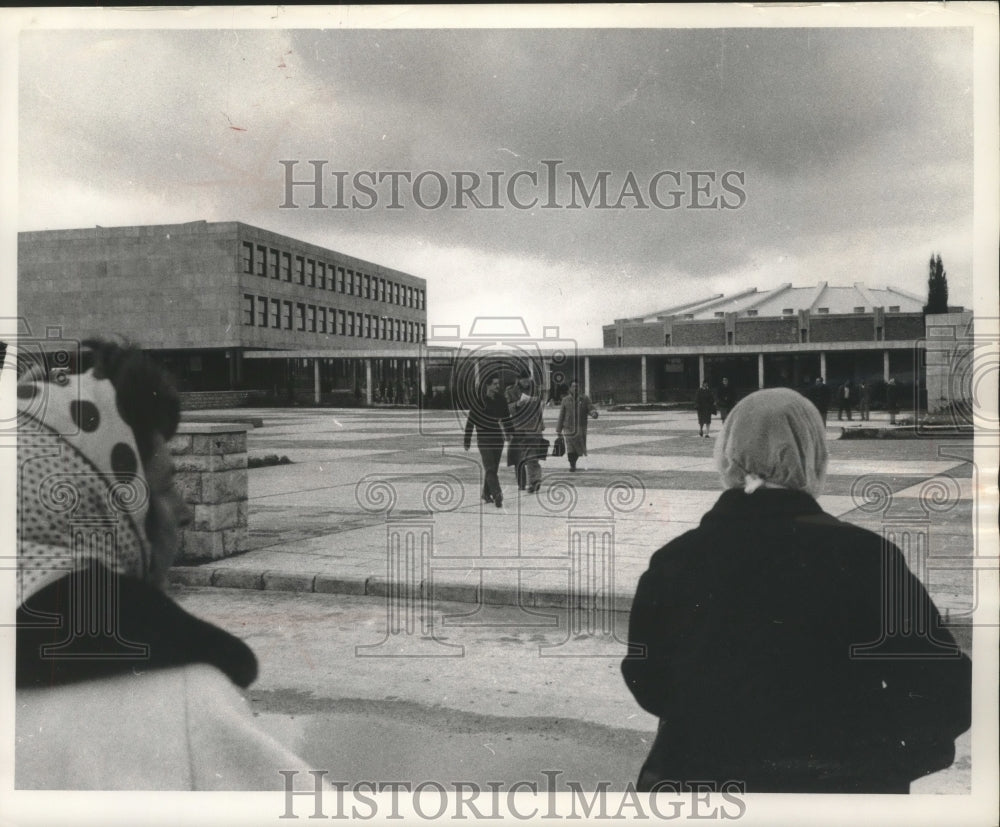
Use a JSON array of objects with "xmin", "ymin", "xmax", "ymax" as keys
[{"xmin": 17, "ymin": 221, "xmax": 427, "ymax": 402}]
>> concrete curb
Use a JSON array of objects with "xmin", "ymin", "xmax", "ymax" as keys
[
  {"xmin": 169, "ymin": 566, "xmax": 976, "ymax": 637},
  {"xmin": 168, "ymin": 565, "xmax": 636, "ymax": 614}
]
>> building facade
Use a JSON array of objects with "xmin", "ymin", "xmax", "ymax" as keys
[
  {"xmin": 595, "ymin": 283, "xmax": 965, "ymax": 408},
  {"xmin": 16, "ymin": 229, "xmax": 974, "ymax": 416},
  {"xmin": 18, "ymin": 221, "xmax": 427, "ymax": 397}
]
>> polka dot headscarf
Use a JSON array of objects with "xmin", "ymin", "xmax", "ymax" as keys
[{"xmin": 17, "ymin": 369, "xmax": 151, "ymax": 603}]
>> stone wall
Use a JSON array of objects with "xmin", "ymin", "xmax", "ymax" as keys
[
  {"xmin": 168, "ymin": 422, "xmax": 248, "ymax": 562},
  {"xmin": 924, "ymin": 312, "xmax": 975, "ymax": 416}
]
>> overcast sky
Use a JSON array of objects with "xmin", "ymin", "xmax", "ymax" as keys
[{"xmin": 11, "ymin": 6, "xmax": 994, "ymax": 347}]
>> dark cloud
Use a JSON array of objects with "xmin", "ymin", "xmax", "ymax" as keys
[{"xmin": 16, "ymin": 23, "xmax": 978, "ymax": 343}]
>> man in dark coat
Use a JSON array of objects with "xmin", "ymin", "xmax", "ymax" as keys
[
  {"xmin": 715, "ymin": 377, "xmax": 736, "ymax": 423},
  {"xmin": 837, "ymin": 379, "xmax": 854, "ymax": 421},
  {"xmin": 810, "ymin": 376, "xmax": 831, "ymax": 425},
  {"xmin": 694, "ymin": 381, "xmax": 716, "ymax": 438},
  {"xmin": 464, "ymin": 375, "xmax": 513, "ymax": 507},
  {"xmin": 622, "ymin": 389, "xmax": 971, "ymax": 794},
  {"xmin": 858, "ymin": 380, "xmax": 871, "ymax": 421}
]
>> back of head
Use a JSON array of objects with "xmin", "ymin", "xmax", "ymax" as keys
[{"xmin": 713, "ymin": 388, "xmax": 828, "ymax": 497}]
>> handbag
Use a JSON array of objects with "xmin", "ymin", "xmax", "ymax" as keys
[
  {"xmin": 537, "ymin": 436, "xmax": 551, "ymax": 460},
  {"xmin": 552, "ymin": 434, "xmax": 566, "ymax": 457}
]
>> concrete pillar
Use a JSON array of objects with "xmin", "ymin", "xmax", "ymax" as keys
[
  {"xmin": 758, "ymin": 353, "xmax": 765, "ymax": 389},
  {"xmin": 819, "ymin": 352, "xmax": 827, "ymax": 381},
  {"xmin": 365, "ymin": 359, "xmax": 373, "ymax": 405},
  {"xmin": 419, "ymin": 357, "xmax": 427, "ymax": 396},
  {"xmin": 883, "ymin": 350, "xmax": 890, "ymax": 382},
  {"xmin": 313, "ymin": 359, "xmax": 321, "ymax": 405},
  {"xmin": 640, "ymin": 356, "xmax": 647, "ymax": 404},
  {"xmin": 584, "ymin": 356, "xmax": 591, "ymax": 398},
  {"xmin": 698, "ymin": 355, "xmax": 705, "ymax": 386}
]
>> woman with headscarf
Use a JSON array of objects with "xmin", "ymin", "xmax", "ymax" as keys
[
  {"xmin": 15, "ymin": 338, "xmax": 309, "ymax": 790},
  {"xmin": 621, "ymin": 388, "xmax": 971, "ymax": 794}
]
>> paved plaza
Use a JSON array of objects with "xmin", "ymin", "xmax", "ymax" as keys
[
  {"xmin": 166, "ymin": 403, "xmax": 984, "ymax": 795},
  {"xmin": 169, "ymin": 405, "xmax": 982, "ymax": 627}
]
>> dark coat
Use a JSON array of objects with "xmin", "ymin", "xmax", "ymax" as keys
[
  {"xmin": 810, "ymin": 381, "xmax": 831, "ymax": 413},
  {"xmin": 621, "ymin": 488, "xmax": 971, "ymax": 793},
  {"xmin": 886, "ymin": 382, "xmax": 900, "ymax": 413},
  {"xmin": 694, "ymin": 387, "xmax": 716, "ymax": 416},
  {"xmin": 716, "ymin": 384, "xmax": 736, "ymax": 410},
  {"xmin": 464, "ymin": 392, "xmax": 512, "ymax": 449}
]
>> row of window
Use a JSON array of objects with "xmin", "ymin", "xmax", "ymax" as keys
[
  {"xmin": 704, "ymin": 306, "xmax": 903, "ymax": 319},
  {"xmin": 242, "ymin": 294, "xmax": 425, "ymax": 342},
  {"xmin": 240, "ymin": 241, "xmax": 425, "ymax": 309}
]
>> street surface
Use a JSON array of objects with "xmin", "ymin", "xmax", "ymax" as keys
[
  {"xmin": 171, "ymin": 585, "xmax": 972, "ymax": 794},
  {"xmin": 166, "ymin": 405, "xmax": 984, "ymax": 799}
]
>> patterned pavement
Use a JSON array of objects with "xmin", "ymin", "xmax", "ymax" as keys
[{"xmin": 169, "ymin": 406, "xmax": 984, "ymax": 624}]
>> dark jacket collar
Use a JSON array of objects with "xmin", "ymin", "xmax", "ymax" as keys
[
  {"xmin": 17, "ymin": 564, "xmax": 258, "ymax": 689},
  {"xmin": 701, "ymin": 487, "xmax": 825, "ymax": 526}
]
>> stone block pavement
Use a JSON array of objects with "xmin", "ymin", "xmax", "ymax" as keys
[{"xmin": 168, "ymin": 405, "xmax": 988, "ymax": 635}]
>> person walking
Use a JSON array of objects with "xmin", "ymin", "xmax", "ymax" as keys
[
  {"xmin": 15, "ymin": 338, "xmax": 311, "ymax": 790},
  {"xmin": 464, "ymin": 375, "xmax": 513, "ymax": 507},
  {"xmin": 504, "ymin": 380, "xmax": 523, "ymax": 485},
  {"xmin": 837, "ymin": 379, "xmax": 854, "ymax": 421},
  {"xmin": 695, "ymin": 381, "xmax": 716, "ymax": 438},
  {"xmin": 622, "ymin": 388, "xmax": 971, "ymax": 794},
  {"xmin": 886, "ymin": 377, "xmax": 900, "ymax": 425},
  {"xmin": 858, "ymin": 380, "xmax": 871, "ymax": 421},
  {"xmin": 510, "ymin": 375, "xmax": 546, "ymax": 494},
  {"xmin": 555, "ymin": 379, "xmax": 598, "ymax": 472},
  {"xmin": 715, "ymin": 377, "xmax": 735, "ymax": 423},
  {"xmin": 810, "ymin": 377, "xmax": 831, "ymax": 426}
]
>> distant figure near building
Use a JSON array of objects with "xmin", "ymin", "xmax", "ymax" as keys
[
  {"xmin": 695, "ymin": 381, "xmax": 716, "ymax": 438},
  {"xmin": 810, "ymin": 377, "xmax": 831, "ymax": 426},
  {"xmin": 715, "ymin": 377, "xmax": 735, "ymax": 423},
  {"xmin": 837, "ymin": 380, "xmax": 854, "ymax": 421},
  {"xmin": 886, "ymin": 377, "xmax": 900, "ymax": 425},
  {"xmin": 622, "ymin": 388, "xmax": 972, "ymax": 794},
  {"xmin": 555, "ymin": 380, "xmax": 598, "ymax": 472},
  {"xmin": 547, "ymin": 380, "xmax": 568, "ymax": 407},
  {"xmin": 464, "ymin": 376, "xmax": 513, "ymax": 508},
  {"xmin": 858, "ymin": 380, "xmax": 871, "ymax": 421}
]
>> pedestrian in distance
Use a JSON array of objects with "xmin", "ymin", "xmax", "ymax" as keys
[
  {"xmin": 810, "ymin": 376, "xmax": 831, "ymax": 426},
  {"xmin": 695, "ymin": 381, "xmax": 716, "ymax": 438},
  {"xmin": 555, "ymin": 379, "xmax": 598, "ymax": 472},
  {"xmin": 715, "ymin": 377, "xmax": 735, "ymax": 423},
  {"xmin": 464, "ymin": 374, "xmax": 513, "ymax": 507},
  {"xmin": 837, "ymin": 379, "xmax": 854, "ymax": 421},
  {"xmin": 858, "ymin": 380, "xmax": 871, "ymax": 421},
  {"xmin": 886, "ymin": 377, "xmax": 900, "ymax": 425},
  {"xmin": 622, "ymin": 388, "xmax": 971, "ymax": 794},
  {"xmin": 15, "ymin": 338, "xmax": 311, "ymax": 790},
  {"xmin": 510, "ymin": 375, "xmax": 546, "ymax": 494},
  {"xmin": 547, "ymin": 379, "xmax": 568, "ymax": 407},
  {"xmin": 504, "ymin": 380, "xmax": 523, "ymax": 485}
]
